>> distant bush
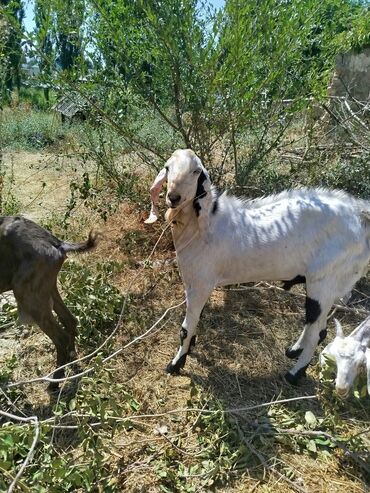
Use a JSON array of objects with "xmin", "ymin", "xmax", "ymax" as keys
[
  {"xmin": 18, "ymin": 86, "xmax": 57, "ymax": 111},
  {"xmin": 1, "ymin": 109, "xmax": 68, "ymax": 150},
  {"xmin": 319, "ymin": 155, "xmax": 370, "ymax": 198}
]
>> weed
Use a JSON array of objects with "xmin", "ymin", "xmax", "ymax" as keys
[
  {"xmin": 1, "ymin": 108, "xmax": 69, "ymax": 151},
  {"xmin": 0, "ymin": 156, "xmax": 21, "ymax": 215},
  {"xmin": 59, "ymin": 261, "xmax": 123, "ymax": 352}
]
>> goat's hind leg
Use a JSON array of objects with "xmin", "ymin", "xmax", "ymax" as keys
[
  {"xmin": 52, "ymin": 285, "xmax": 78, "ymax": 357},
  {"xmin": 16, "ymin": 292, "xmax": 73, "ymax": 390},
  {"xmin": 167, "ymin": 284, "xmax": 213, "ymax": 375},
  {"xmin": 286, "ymin": 295, "xmax": 326, "ymax": 359},
  {"xmin": 285, "ymin": 286, "xmax": 334, "ymax": 385}
]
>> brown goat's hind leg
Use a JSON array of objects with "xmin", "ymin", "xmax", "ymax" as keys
[
  {"xmin": 16, "ymin": 293, "xmax": 73, "ymax": 390},
  {"xmin": 38, "ymin": 311, "xmax": 72, "ymax": 391},
  {"xmin": 52, "ymin": 286, "xmax": 78, "ymax": 352}
]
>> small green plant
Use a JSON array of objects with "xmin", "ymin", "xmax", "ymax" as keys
[
  {"xmin": 0, "ymin": 156, "xmax": 21, "ymax": 215},
  {"xmin": 0, "ymin": 367, "xmax": 138, "ymax": 492},
  {"xmin": 59, "ymin": 261, "xmax": 123, "ymax": 351},
  {"xmin": 152, "ymin": 388, "xmax": 248, "ymax": 492}
]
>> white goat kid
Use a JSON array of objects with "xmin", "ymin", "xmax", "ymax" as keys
[
  {"xmin": 146, "ymin": 149, "xmax": 370, "ymax": 384},
  {"xmin": 321, "ymin": 317, "xmax": 370, "ymax": 398}
]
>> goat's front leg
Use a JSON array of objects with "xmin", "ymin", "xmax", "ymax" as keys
[{"xmin": 166, "ymin": 285, "xmax": 213, "ymax": 375}]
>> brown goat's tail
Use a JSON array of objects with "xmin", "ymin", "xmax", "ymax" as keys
[{"xmin": 60, "ymin": 230, "xmax": 99, "ymax": 254}]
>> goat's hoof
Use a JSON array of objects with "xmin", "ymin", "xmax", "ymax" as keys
[
  {"xmin": 166, "ymin": 362, "xmax": 181, "ymax": 375},
  {"xmin": 284, "ymin": 364, "xmax": 309, "ymax": 385},
  {"xmin": 284, "ymin": 372, "xmax": 300, "ymax": 385},
  {"xmin": 166, "ymin": 354, "xmax": 187, "ymax": 375},
  {"xmin": 47, "ymin": 381, "xmax": 60, "ymax": 393},
  {"xmin": 285, "ymin": 347, "xmax": 303, "ymax": 359}
]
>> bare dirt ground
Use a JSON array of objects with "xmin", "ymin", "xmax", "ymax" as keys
[
  {"xmin": 2, "ymin": 150, "xmax": 82, "ymax": 221},
  {"xmin": 1, "ymin": 151, "xmax": 369, "ymax": 492}
]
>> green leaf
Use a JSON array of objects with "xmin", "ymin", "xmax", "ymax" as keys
[
  {"xmin": 305, "ymin": 411, "xmax": 317, "ymax": 427},
  {"xmin": 306, "ymin": 440, "xmax": 317, "ymax": 453}
]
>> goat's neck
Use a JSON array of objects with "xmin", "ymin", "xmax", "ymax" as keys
[
  {"xmin": 352, "ymin": 316, "xmax": 370, "ymax": 347},
  {"xmin": 166, "ymin": 205, "xmax": 199, "ymax": 253}
]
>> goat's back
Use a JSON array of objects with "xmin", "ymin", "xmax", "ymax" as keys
[
  {"xmin": 0, "ymin": 216, "xmax": 65, "ymax": 292},
  {"xmin": 191, "ymin": 188, "xmax": 370, "ymax": 286}
]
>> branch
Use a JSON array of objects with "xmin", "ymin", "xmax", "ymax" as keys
[
  {"xmin": 233, "ymin": 419, "xmax": 308, "ymax": 493},
  {"xmin": 265, "ymin": 428, "xmax": 370, "ymax": 478},
  {"xmin": 0, "ymin": 411, "xmax": 40, "ymax": 493}
]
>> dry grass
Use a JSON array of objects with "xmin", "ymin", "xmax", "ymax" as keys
[
  {"xmin": 1, "ymin": 153, "xmax": 369, "ymax": 492},
  {"xmin": 1, "ymin": 150, "xmax": 84, "ymax": 221},
  {"xmin": 72, "ymin": 205, "xmax": 370, "ymax": 491}
]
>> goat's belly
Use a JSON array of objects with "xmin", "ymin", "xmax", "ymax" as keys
[
  {"xmin": 215, "ymin": 247, "xmax": 303, "ymax": 286},
  {"xmin": 217, "ymin": 262, "xmax": 300, "ymax": 286}
]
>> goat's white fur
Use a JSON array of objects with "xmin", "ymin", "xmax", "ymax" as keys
[
  {"xmin": 321, "ymin": 317, "xmax": 370, "ymax": 397},
  {"xmin": 146, "ymin": 149, "xmax": 370, "ymax": 382}
]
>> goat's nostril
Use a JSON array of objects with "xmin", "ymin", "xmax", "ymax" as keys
[{"xmin": 168, "ymin": 193, "xmax": 181, "ymax": 206}]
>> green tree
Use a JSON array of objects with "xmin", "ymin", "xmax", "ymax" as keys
[
  {"xmin": 34, "ymin": 0, "xmax": 54, "ymax": 101},
  {"xmin": 0, "ymin": 0, "xmax": 24, "ymax": 98},
  {"xmin": 55, "ymin": 0, "xmax": 85, "ymax": 72}
]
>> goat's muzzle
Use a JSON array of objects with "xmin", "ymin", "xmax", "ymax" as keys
[
  {"xmin": 167, "ymin": 192, "xmax": 181, "ymax": 208},
  {"xmin": 335, "ymin": 386, "xmax": 349, "ymax": 399}
]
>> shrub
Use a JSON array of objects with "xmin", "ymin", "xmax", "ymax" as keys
[{"xmin": 1, "ymin": 108, "xmax": 69, "ymax": 150}]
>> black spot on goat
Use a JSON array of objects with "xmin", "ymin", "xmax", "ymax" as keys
[
  {"xmin": 282, "ymin": 275, "xmax": 306, "ymax": 291},
  {"xmin": 193, "ymin": 170, "xmax": 208, "ymax": 217},
  {"xmin": 305, "ymin": 297, "xmax": 321, "ymax": 324}
]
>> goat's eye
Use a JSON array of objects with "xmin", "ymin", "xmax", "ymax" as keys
[{"xmin": 193, "ymin": 169, "xmax": 201, "ymax": 175}]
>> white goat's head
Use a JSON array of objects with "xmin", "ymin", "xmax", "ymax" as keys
[
  {"xmin": 321, "ymin": 319, "xmax": 370, "ymax": 398},
  {"xmin": 145, "ymin": 149, "xmax": 212, "ymax": 235}
]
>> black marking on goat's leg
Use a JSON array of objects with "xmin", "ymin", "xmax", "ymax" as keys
[
  {"xmin": 180, "ymin": 327, "xmax": 188, "ymax": 345},
  {"xmin": 284, "ymin": 364, "xmax": 309, "ymax": 385},
  {"xmin": 166, "ymin": 354, "xmax": 188, "ymax": 375},
  {"xmin": 305, "ymin": 297, "xmax": 321, "ymax": 324},
  {"xmin": 318, "ymin": 329, "xmax": 327, "ymax": 344},
  {"xmin": 188, "ymin": 335, "xmax": 197, "ymax": 354},
  {"xmin": 193, "ymin": 170, "xmax": 208, "ymax": 216},
  {"xmin": 285, "ymin": 347, "xmax": 303, "ymax": 360},
  {"xmin": 286, "ymin": 297, "xmax": 321, "ymax": 359},
  {"xmin": 282, "ymin": 275, "xmax": 306, "ymax": 291}
]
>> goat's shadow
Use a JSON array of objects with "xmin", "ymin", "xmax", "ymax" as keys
[{"xmin": 175, "ymin": 283, "xmax": 370, "ymax": 488}]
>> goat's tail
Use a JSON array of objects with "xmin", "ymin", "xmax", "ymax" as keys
[{"xmin": 60, "ymin": 230, "xmax": 99, "ymax": 254}]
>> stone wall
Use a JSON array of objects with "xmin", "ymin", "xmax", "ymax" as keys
[{"xmin": 328, "ymin": 47, "xmax": 370, "ymax": 101}]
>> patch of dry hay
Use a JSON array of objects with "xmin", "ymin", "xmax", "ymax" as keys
[{"xmin": 4, "ymin": 199, "xmax": 369, "ymax": 493}]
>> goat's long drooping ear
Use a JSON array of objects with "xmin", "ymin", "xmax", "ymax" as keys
[
  {"xmin": 334, "ymin": 318, "xmax": 344, "ymax": 339},
  {"xmin": 193, "ymin": 168, "xmax": 212, "ymax": 240},
  {"xmin": 144, "ymin": 167, "xmax": 167, "ymax": 224}
]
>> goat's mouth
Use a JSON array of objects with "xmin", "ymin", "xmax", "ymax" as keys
[
  {"xmin": 166, "ymin": 197, "xmax": 183, "ymax": 209},
  {"xmin": 335, "ymin": 387, "xmax": 350, "ymax": 399}
]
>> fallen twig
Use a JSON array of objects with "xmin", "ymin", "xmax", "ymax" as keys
[
  {"xmin": 234, "ymin": 418, "xmax": 308, "ymax": 493},
  {"xmin": 0, "ymin": 411, "xmax": 40, "ymax": 493}
]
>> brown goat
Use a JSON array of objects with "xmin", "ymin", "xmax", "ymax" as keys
[{"xmin": 0, "ymin": 216, "xmax": 97, "ymax": 389}]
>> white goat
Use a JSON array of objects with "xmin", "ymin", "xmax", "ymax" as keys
[
  {"xmin": 145, "ymin": 149, "xmax": 370, "ymax": 384},
  {"xmin": 321, "ymin": 317, "xmax": 370, "ymax": 398}
]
